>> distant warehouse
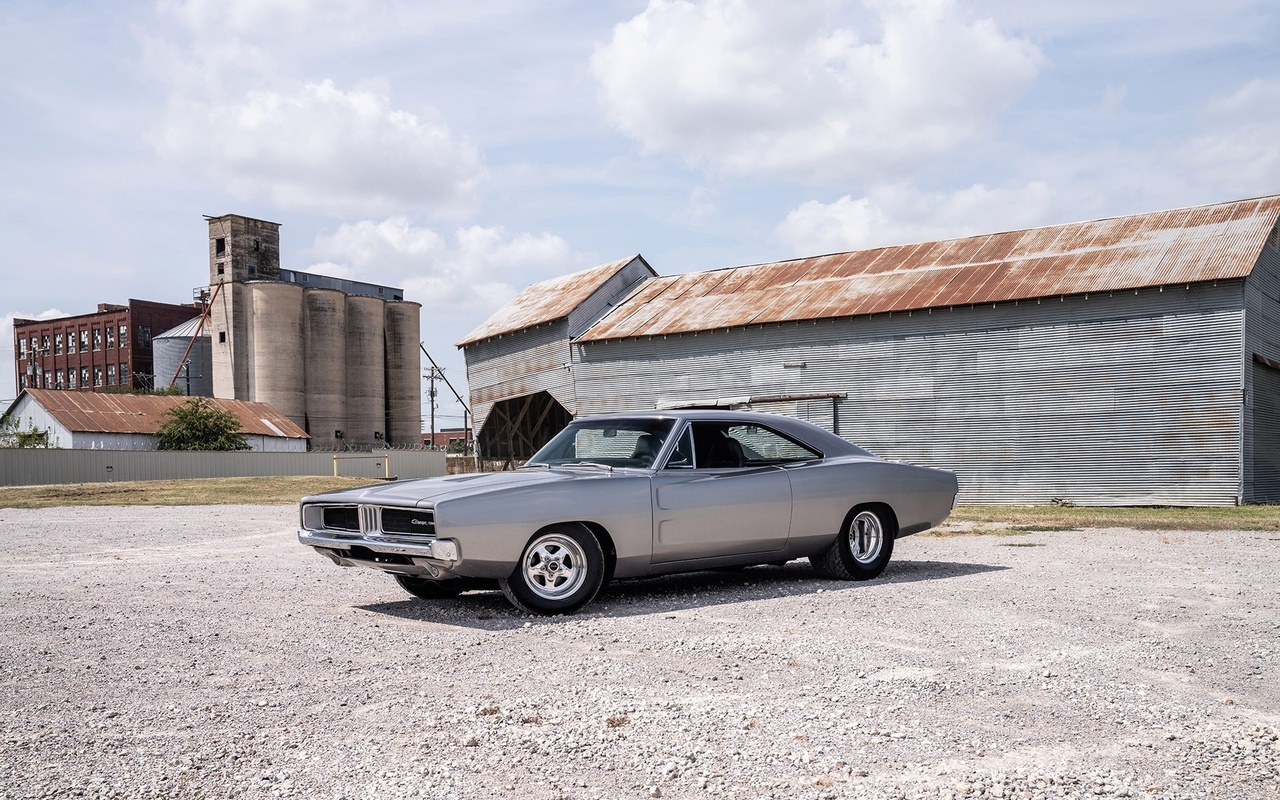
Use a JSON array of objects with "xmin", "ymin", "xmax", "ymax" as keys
[{"xmin": 459, "ymin": 195, "xmax": 1280, "ymax": 506}]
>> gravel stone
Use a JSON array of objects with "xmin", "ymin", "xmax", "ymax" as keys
[{"xmin": 0, "ymin": 507, "xmax": 1278, "ymax": 799}]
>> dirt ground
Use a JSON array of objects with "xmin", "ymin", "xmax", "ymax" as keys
[{"xmin": 0, "ymin": 506, "xmax": 1277, "ymax": 799}]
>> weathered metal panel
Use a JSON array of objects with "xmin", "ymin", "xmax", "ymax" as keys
[
  {"xmin": 463, "ymin": 321, "xmax": 575, "ymax": 439},
  {"xmin": 578, "ymin": 196, "xmax": 1280, "ymax": 343},
  {"xmin": 6, "ymin": 389, "xmax": 308, "ymax": 439},
  {"xmin": 457, "ymin": 256, "xmax": 644, "ymax": 346},
  {"xmin": 566, "ymin": 257, "xmax": 655, "ymax": 339},
  {"xmin": 572, "ymin": 283, "xmax": 1247, "ymax": 505},
  {"xmin": 1244, "ymin": 237, "xmax": 1280, "ymax": 502},
  {"xmin": 0, "ymin": 449, "xmax": 445, "ymax": 487}
]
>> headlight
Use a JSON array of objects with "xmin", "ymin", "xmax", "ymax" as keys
[{"xmin": 431, "ymin": 539, "xmax": 459, "ymax": 562}]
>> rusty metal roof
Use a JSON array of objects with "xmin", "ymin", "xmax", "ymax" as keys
[
  {"xmin": 12, "ymin": 389, "xmax": 309, "ymax": 439},
  {"xmin": 456, "ymin": 256, "xmax": 642, "ymax": 346},
  {"xmin": 577, "ymin": 195, "xmax": 1280, "ymax": 343}
]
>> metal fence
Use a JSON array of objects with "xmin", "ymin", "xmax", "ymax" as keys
[{"xmin": 0, "ymin": 448, "xmax": 446, "ymax": 487}]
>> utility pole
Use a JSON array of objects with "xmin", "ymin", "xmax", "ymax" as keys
[{"xmin": 425, "ymin": 366, "xmax": 444, "ymax": 448}]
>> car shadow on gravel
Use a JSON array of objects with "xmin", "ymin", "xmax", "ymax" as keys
[{"xmin": 355, "ymin": 558, "xmax": 1005, "ymax": 631}]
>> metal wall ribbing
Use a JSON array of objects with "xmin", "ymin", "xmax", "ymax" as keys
[
  {"xmin": 566, "ymin": 257, "xmax": 654, "ymax": 338},
  {"xmin": 1244, "ymin": 240, "xmax": 1280, "ymax": 501},
  {"xmin": 465, "ymin": 321, "xmax": 575, "ymax": 438},
  {"xmin": 572, "ymin": 283, "xmax": 1247, "ymax": 506}
]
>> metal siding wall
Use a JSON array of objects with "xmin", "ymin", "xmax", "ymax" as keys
[
  {"xmin": 566, "ymin": 258, "xmax": 653, "ymax": 339},
  {"xmin": 573, "ymin": 284, "xmax": 1246, "ymax": 505},
  {"xmin": 0, "ymin": 449, "xmax": 446, "ymax": 487},
  {"xmin": 1244, "ymin": 243, "xmax": 1280, "ymax": 501},
  {"xmin": 464, "ymin": 321, "xmax": 574, "ymax": 438}
]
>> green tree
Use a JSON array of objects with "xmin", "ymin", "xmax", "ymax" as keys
[
  {"xmin": 0, "ymin": 414, "xmax": 53, "ymax": 448},
  {"xmin": 155, "ymin": 397, "xmax": 250, "ymax": 451}
]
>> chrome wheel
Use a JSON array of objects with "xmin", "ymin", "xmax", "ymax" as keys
[
  {"xmin": 521, "ymin": 533, "xmax": 588, "ymax": 600},
  {"xmin": 847, "ymin": 510, "xmax": 884, "ymax": 565}
]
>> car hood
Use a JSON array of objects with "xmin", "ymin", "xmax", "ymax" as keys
[{"xmin": 302, "ymin": 468, "xmax": 614, "ymax": 507}]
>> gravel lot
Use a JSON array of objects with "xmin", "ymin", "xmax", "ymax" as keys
[{"xmin": 1, "ymin": 506, "xmax": 1277, "ymax": 800}]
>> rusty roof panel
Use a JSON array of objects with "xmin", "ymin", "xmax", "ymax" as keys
[
  {"xmin": 457, "ymin": 256, "xmax": 644, "ymax": 345},
  {"xmin": 18, "ymin": 389, "xmax": 309, "ymax": 438},
  {"xmin": 571, "ymin": 196, "xmax": 1280, "ymax": 343}
]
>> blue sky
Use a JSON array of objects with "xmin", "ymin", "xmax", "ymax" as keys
[{"xmin": 4, "ymin": 0, "xmax": 1279, "ymax": 431}]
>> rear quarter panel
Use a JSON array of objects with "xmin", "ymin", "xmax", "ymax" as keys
[{"xmin": 786, "ymin": 458, "xmax": 958, "ymax": 550}]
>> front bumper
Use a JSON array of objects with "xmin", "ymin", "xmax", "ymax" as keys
[{"xmin": 298, "ymin": 529, "xmax": 460, "ymax": 579}]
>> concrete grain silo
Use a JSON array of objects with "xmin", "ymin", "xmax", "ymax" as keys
[
  {"xmin": 303, "ymin": 288, "xmax": 348, "ymax": 449},
  {"xmin": 345, "ymin": 295, "xmax": 386, "ymax": 447},
  {"xmin": 384, "ymin": 300, "xmax": 422, "ymax": 446},
  {"xmin": 249, "ymin": 281, "xmax": 306, "ymax": 427}
]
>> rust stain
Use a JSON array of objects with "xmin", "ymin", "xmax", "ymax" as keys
[
  {"xmin": 17, "ymin": 389, "xmax": 308, "ymax": 438},
  {"xmin": 457, "ymin": 255, "xmax": 646, "ymax": 346},
  {"xmin": 575, "ymin": 196, "xmax": 1280, "ymax": 342}
]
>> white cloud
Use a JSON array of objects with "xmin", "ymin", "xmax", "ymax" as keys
[
  {"xmin": 591, "ymin": 0, "xmax": 1042, "ymax": 182},
  {"xmin": 147, "ymin": 1, "xmax": 486, "ymax": 218},
  {"xmin": 1, "ymin": 310, "xmax": 69, "ymax": 401},
  {"xmin": 153, "ymin": 79, "xmax": 485, "ymax": 218},
  {"xmin": 307, "ymin": 217, "xmax": 578, "ymax": 311},
  {"xmin": 775, "ymin": 181, "xmax": 1057, "ymax": 252},
  {"xmin": 1182, "ymin": 78, "xmax": 1280, "ymax": 197}
]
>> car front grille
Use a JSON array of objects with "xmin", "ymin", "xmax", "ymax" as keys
[
  {"xmin": 321, "ymin": 506, "xmax": 360, "ymax": 532},
  {"xmin": 380, "ymin": 509, "xmax": 436, "ymax": 540},
  {"xmin": 308, "ymin": 504, "xmax": 435, "ymax": 542}
]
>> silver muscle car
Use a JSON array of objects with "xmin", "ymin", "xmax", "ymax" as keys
[{"xmin": 298, "ymin": 410, "xmax": 958, "ymax": 615}]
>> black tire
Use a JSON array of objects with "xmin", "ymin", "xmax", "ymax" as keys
[
  {"xmin": 499, "ymin": 523, "xmax": 605, "ymax": 615},
  {"xmin": 394, "ymin": 574, "xmax": 466, "ymax": 600},
  {"xmin": 809, "ymin": 506, "xmax": 895, "ymax": 581}
]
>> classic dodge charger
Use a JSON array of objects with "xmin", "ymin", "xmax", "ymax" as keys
[{"xmin": 298, "ymin": 410, "xmax": 958, "ymax": 615}]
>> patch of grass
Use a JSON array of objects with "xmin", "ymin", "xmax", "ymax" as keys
[
  {"xmin": 0, "ymin": 476, "xmax": 375, "ymax": 509},
  {"xmin": 946, "ymin": 504, "xmax": 1280, "ymax": 532}
]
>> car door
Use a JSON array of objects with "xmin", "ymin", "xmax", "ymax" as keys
[{"xmin": 649, "ymin": 421, "xmax": 792, "ymax": 564}]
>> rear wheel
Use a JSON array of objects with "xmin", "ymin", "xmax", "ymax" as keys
[
  {"xmin": 500, "ymin": 524, "xmax": 605, "ymax": 615},
  {"xmin": 810, "ymin": 506, "xmax": 894, "ymax": 581},
  {"xmin": 394, "ymin": 574, "xmax": 466, "ymax": 600}
]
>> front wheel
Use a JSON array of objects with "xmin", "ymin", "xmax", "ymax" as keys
[
  {"xmin": 810, "ymin": 507, "xmax": 895, "ymax": 581},
  {"xmin": 499, "ymin": 524, "xmax": 605, "ymax": 615}
]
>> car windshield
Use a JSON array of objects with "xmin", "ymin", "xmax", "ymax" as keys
[{"xmin": 526, "ymin": 418, "xmax": 676, "ymax": 469}]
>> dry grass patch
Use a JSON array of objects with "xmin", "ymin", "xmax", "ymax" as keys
[
  {"xmin": 942, "ymin": 504, "xmax": 1280, "ymax": 532},
  {"xmin": 0, "ymin": 476, "xmax": 375, "ymax": 509}
]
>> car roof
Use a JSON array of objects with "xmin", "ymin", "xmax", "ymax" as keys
[{"xmin": 571, "ymin": 409, "xmax": 874, "ymax": 458}]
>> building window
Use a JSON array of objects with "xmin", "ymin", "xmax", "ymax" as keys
[
  {"xmin": 68, "ymin": 370, "xmax": 77, "ymax": 390},
  {"xmin": 253, "ymin": 239, "xmax": 260, "ymax": 252},
  {"xmin": 92, "ymin": 329, "xmax": 102, "ymax": 351},
  {"xmin": 79, "ymin": 330, "xmax": 88, "ymax": 351},
  {"xmin": 93, "ymin": 366, "xmax": 103, "ymax": 387},
  {"xmin": 18, "ymin": 374, "xmax": 26, "ymax": 390},
  {"xmin": 41, "ymin": 335, "xmax": 49, "ymax": 353},
  {"xmin": 44, "ymin": 371, "xmax": 52, "ymax": 387},
  {"xmin": 55, "ymin": 370, "xmax": 65, "ymax": 389},
  {"xmin": 119, "ymin": 325, "xmax": 128, "ymax": 348},
  {"xmin": 138, "ymin": 326, "xmax": 151, "ymax": 349},
  {"xmin": 80, "ymin": 366, "xmax": 89, "ymax": 387},
  {"xmin": 215, "ymin": 237, "xmax": 226, "ymax": 256},
  {"xmin": 120, "ymin": 363, "xmax": 128, "ymax": 386},
  {"xmin": 105, "ymin": 326, "xmax": 115, "ymax": 348},
  {"xmin": 66, "ymin": 331, "xmax": 75, "ymax": 354},
  {"xmin": 106, "ymin": 364, "xmax": 116, "ymax": 385},
  {"xmin": 18, "ymin": 338, "xmax": 26, "ymax": 357},
  {"xmin": 54, "ymin": 334, "xmax": 63, "ymax": 355},
  {"xmin": 218, "ymin": 330, "xmax": 226, "ymax": 344},
  {"xmin": 217, "ymin": 263, "xmax": 224, "ymax": 275}
]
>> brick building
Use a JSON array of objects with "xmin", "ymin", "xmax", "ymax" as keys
[{"xmin": 13, "ymin": 300, "xmax": 202, "ymax": 393}]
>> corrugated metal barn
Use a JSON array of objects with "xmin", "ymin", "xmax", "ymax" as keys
[{"xmin": 459, "ymin": 196, "xmax": 1280, "ymax": 505}]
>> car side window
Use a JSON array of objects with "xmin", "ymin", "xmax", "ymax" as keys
[
  {"xmin": 661, "ymin": 425, "xmax": 695, "ymax": 469},
  {"xmin": 689, "ymin": 421, "xmax": 820, "ymax": 468}
]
